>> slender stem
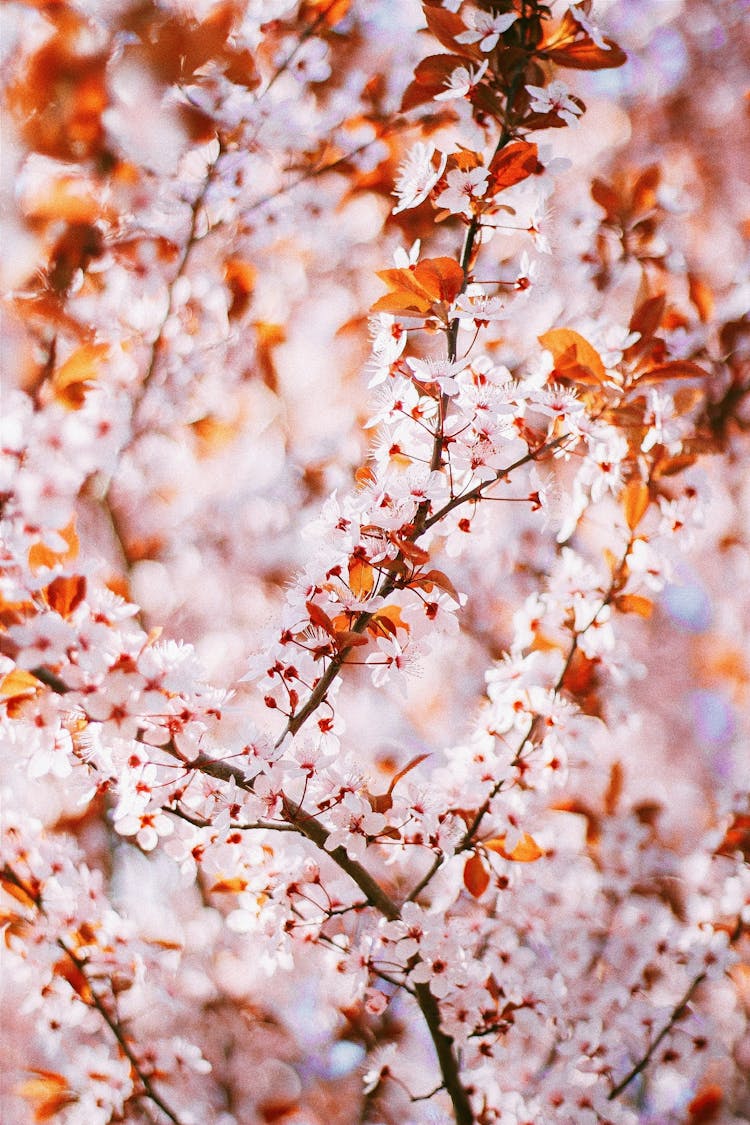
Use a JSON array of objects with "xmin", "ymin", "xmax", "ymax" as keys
[
  {"xmin": 58, "ymin": 938, "xmax": 185, "ymax": 1125},
  {"xmin": 607, "ymin": 971, "xmax": 707, "ymax": 1100},
  {"xmin": 407, "ymin": 541, "xmax": 633, "ymax": 902},
  {"xmin": 1, "ymin": 866, "xmax": 184, "ymax": 1125}
]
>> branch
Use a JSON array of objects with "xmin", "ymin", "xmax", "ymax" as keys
[
  {"xmin": 607, "ymin": 970, "xmax": 708, "ymax": 1100},
  {"xmin": 413, "ymin": 982, "xmax": 473, "ymax": 1125},
  {"xmin": 58, "ymin": 939, "xmax": 186, "ymax": 1125},
  {"xmin": 1, "ymin": 865, "xmax": 184, "ymax": 1125},
  {"xmin": 407, "ymin": 540, "xmax": 634, "ymax": 902}
]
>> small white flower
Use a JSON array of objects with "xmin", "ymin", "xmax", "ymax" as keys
[
  {"xmin": 526, "ymin": 80, "xmax": 583, "ymax": 127},
  {"xmin": 392, "ymin": 143, "xmax": 447, "ymax": 215},
  {"xmin": 569, "ymin": 4, "xmax": 611, "ymax": 51},
  {"xmin": 435, "ymin": 60, "xmax": 489, "ymax": 101},
  {"xmin": 435, "ymin": 165, "xmax": 490, "ymax": 218},
  {"xmin": 405, "ymin": 356, "xmax": 466, "ymax": 396},
  {"xmin": 452, "ymin": 292, "xmax": 507, "ymax": 326},
  {"xmin": 456, "ymin": 11, "xmax": 518, "ymax": 52}
]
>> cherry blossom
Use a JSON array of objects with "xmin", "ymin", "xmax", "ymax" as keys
[
  {"xmin": 434, "ymin": 165, "xmax": 490, "ymax": 218},
  {"xmin": 1, "ymin": 2, "xmax": 748, "ymax": 1124},
  {"xmin": 392, "ymin": 142, "xmax": 448, "ymax": 215}
]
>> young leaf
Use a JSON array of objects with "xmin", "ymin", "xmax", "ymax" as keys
[
  {"xmin": 539, "ymin": 328, "xmax": 607, "ymax": 385},
  {"xmin": 464, "ymin": 852, "xmax": 490, "ymax": 897},
  {"xmin": 484, "ymin": 833, "xmax": 544, "ymax": 862},
  {"xmin": 622, "ymin": 479, "xmax": 650, "ymax": 530}
]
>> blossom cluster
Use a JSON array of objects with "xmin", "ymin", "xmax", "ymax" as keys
[{"xmin": 1, "ymin": 1, "xmax": 749, "ymax": 1124}]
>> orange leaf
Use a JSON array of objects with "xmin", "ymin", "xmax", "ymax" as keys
[
  {"xmin": 17, "ymin": 1071, "xmax": 76, "ymax": 1122},
  {"xmin": 373, "ymin": 258, "xmax": 464, "ymax": 318},
  {"xmin": 603, "ymin": 760, "xmax": 624, "ymax": 816},
  {"xmin": 44, "ymin": 575, "xmax": 87, "ymax": 619},
  {"xmin": 24, "ymin": 177, "xmax": 105, "ymax": 225},
  {"xmin": 614, "ymin": 594, "xmax": 653, "ymax": 618},
  {"xmin": 0, "ymin": 869, "xmax": 39, "ymax": 907},
  {"xmin": 632, "ymin": 165, "xmax": 660, "ymax": 213},
  {"xmin": 489, "ymin": 141, "xmax": 540, "ymax": 193},
  {"xmin": 51, "ymin": 343, "xmax": 109, "ymax": 409},
  {"xmin": 635, "ymin": 360, "xmax": 707, "ymax": 383},
  {"xmin": 688, "ymin": 273, "xmax": 714, "ymax": 323},
  {"xmin": 628, "ymin": 293, "xmax": 666, "ymax": 344},
  {"xmin": 414, "ymin": 257, "xmax": 465, "ymax": 304},
  {"xmin": 224, "ymin": 257, "xmax": 256, "ymax": 319},
  {"xmin": 539, "ymin": 328, "xmax": 607, "ymax": 385},
  {"xmin": 540, "ymin": 10, "xmax": 626, "ymax": 69},
  {"xmin": 333, "ymin": 629, "xmax": 369, "ymax": 649},
  {"xmin": 412, "ymin": 52, "xmax": 468, "ymax": 89},
  {"xmin": 210, "ymin": 877, "xmax": 248, "ymax": 893},
  {"xmin": 622, "ymin": 479, "xmax": 649, "ymax": 530},
  {"xmin": 388, "ymin": 752, "xmax": 429, "ymax": 793},
  {"xmin": 423, "ymin": 4, "xmax": 469, "ymax": 52},
  {"xmin": 390, "ymin": 535, "xmax": 430, "ymax": 564},
  {"xmin": 591, "ymin": 177, "xmax": 620, "ymax": 221},
  {"xmin": 463, "ymin": 852, "xmax": 490, "ymax": 898},
  {"xmin": 484, "ymin": 833, "xmax": 543, "ymax": 862},
  {"xmin": 28, "ymin": 519, "xmax": 79, "ymax": 572},
  {"xmin": 0, "ymin": 668, "xmax": 42, "ymax": 703},
  {"xmin": 306, "ymin": 601, "xmax": 336, "ymax": 635},
  {"xmin": 53, "ymin": 956, "xmax": 93, "ymax": 1003},
  {"xmin": 716, "ymin": 813, "xmax": 750, "ymax": 862},
  {"xmin": 369, "ymin": 604, "xmax": 410, "ymax": 638},
  {"xmin": 418, "ymin": 568, "xmax": 461, "ymax": 603},
  {"xmin": 367, "ymin": 753, "xmax": 429, "ymax": 814},
  {"xmin": 348, "ymin": 557, "xmax": 375, "ymax": 599},
  {"xmin": 355, "ymin": 465, "xmax": 376, "ymax": 488}
]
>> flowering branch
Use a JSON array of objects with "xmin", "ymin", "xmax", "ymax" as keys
[{"xmin": 607, "ymin": 970, "xmax": 708, "ymax": 1101}]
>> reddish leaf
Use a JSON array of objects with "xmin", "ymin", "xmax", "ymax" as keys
[
  {"xmin": 0, "ymin": 668, "xmax": 42, "ymax": 704},
  {"xmin": 603, "ymin": 761, "xmax": 624, "ymax": 816},
  {"xmin": 414, "ymin": 52, "xmax": 468, "ymax": 89},
  {"xmin": 369, "ymin": 604, "xmax": 410, "ymax": 638},
  {"xmin": 716, "ymin": 813, "xmax": 750, "ymax": 862},
  {"xmin": 539, "ymin": 328, "xmax": 607, "ymax": 385},
  {"xmin": 390, "ymin": 535, "xmax": 430, "ymax": 564},
  {"xmin": 540, "ymin": 10, "xmax": 626, "ymax": 70},
  {"xmin": 634, "ymin": 361, "xmax": 708, "ymax": 384},
  {"xmin": 423, "ymin": 3, "xmax": 470, "ymax": 53},
  {"xmin": 348, "ymin": 556, "xmax": 376, "ymax": 599},
  {"xmin": 210, "ymin": 877, "xmax": 248, "ymax": 893},
  {"xmin": 591, "ymin": 177, "xmax": 621, "ymax": 222},
  {"xmin": 224, "ymin": 258, "xmax": 257, "ymax": 320},
  {"xmin": 44, "ymin": 575, "xmax": 87, "ymax": 619},
  {"xmin": 688, "ymin": 274, "xmax": 715, "ymax": 323},
  {"xmin": 28, "ymin": 519, "xmax": 79, "ymax": 573},
  {"xmin": 489, "ymin": 141, "xmax": 540, "ymax": 193},
  {"xmin": 484, "ymin": 833, "xmax": 543, "ymax": 862},
  {"xmin": 628, "ymin": 293, "xmax": 666, "ymax": 344},
  {"xmin": 306, "ymin": 601, "xmax": 336, "ymax": 635},
  {"xmin": 51, "ymin": 343, "xmax": 109, "ymax": 409},
  {"xmin": 333, "ymin": 630, "xmax": 369, "ymax": 649},
  {"xmin": 631, "ymin": 165, "xmax": 660, "ymax": 213},
  {"xmin": 419, "ymin": 569, "xmax": 461, "ymax": 603},
  {"xmin": 621, "ymin": 479, "xmax": 650, "ymax": 530},
  {"xmin": 53, "ymin": 956, "xmax": 93, "ymax": 1003},
  {"xmin": 16, "ymin": 1070, "xmax": 76, "ymax": 1122},
  {"xmin": 464, "ymin": 852, "xmax": 490, "ymax": 898},
  {"xmin": 687, "ymin": 1086, "xmax": 723, "ymax": 1124},
  {"xmin": 614, "ymin": 594, "xmax": 653, "ymax": 618}
]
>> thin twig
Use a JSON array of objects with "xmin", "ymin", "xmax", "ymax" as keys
[{"xmin": 607, "ymin": 970, "xmax": 708, "ymax": 1100}]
